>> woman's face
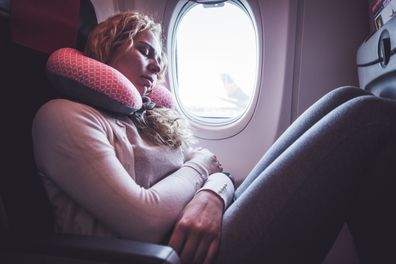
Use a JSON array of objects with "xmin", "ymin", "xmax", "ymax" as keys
[{"xmin": 109, "ymin": 30, "xmax": 162, "ymax": 95}]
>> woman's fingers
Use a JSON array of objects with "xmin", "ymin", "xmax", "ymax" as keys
[
  {"xmin": 203, "ymin": 239, "xmax": 220, "ymax": 264},
  {"xmin": 168, "ymin": 191, "xmax": 224, "ymax": 264},
  {"xmin": 193, "ymin": 232, "xmax": 220, "ymax": 264},
  {"xmin": 180, "ymin": 230, "xmax": 201, "ymax": 263},
  {"xmin": 168, "ymin": 223, "xmax": 186, "ymax": 254}
]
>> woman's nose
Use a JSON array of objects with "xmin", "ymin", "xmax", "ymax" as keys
[{"xmin": 148, "ymin": 58, "xmax": 161, "ymax": 74}]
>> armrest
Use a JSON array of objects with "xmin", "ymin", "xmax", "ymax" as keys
[{"xmin": 2, "ymin": 233, "xmax": 180, "ymax": 264}]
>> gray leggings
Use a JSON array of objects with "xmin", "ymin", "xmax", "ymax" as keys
[{"xmin": 217, "ymin": 86, "xmax": 396, "ymax": 263}]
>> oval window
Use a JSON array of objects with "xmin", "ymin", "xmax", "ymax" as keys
[{"xmin": 171, "ymin": 0, "xmax": 258, "ymax": 126}]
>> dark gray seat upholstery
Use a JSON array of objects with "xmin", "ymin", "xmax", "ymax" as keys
[{"xmin": 0, "ymin": 1, "xmax": 180, "ymax": 263}]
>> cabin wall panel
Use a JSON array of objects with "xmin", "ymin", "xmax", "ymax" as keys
[{"xmin": 292, "ymin": 0, "xmax": 369, "ymax": 120}]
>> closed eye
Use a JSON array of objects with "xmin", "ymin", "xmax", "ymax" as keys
[
  {"xmin": 136, "ymin": 41, "xmax": 163, "ymax": 73},
  {"xmin": 137, "ymin": 45, "xmax": 150, "ymax": 57},
  {"xmin": 136, "ymin": 41, "xmax": 162, "ymax": 62}
]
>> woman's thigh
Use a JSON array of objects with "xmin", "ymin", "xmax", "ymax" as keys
[{"xmin": 218, "ymin": 95, "xmax": 396, "ymax": 263}]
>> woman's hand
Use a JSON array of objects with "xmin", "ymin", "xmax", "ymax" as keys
[
  {"xmin": 168, "ymin": 190, "xmax": 224, "ymax": 264},
  {"xmin": 185, "ymin": 148, "xmax": 223, "ymax": 175}
]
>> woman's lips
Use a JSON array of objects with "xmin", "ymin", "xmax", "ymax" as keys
[{"xmin": 142, "ymin": 76, "xmax": 154, "ymax": 87}]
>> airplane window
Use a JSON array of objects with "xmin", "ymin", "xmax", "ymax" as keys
[{"xmin": 170, "ymin": 0, "xmax": 258, "ymax": 126}]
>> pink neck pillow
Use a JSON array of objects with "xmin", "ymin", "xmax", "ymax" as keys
[{"xmin": 46, "ymin": 48, "xmax": 175, "ymax": 115}]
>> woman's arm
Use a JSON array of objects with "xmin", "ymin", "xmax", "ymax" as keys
[
  {"xmin": 183, "ymin": 148, "xmax": 235, "ymax": 210},
  {"xmin": 169, "ymin": 190, "xmax": 224, "ymax": 264},
  {"xmin": 168, "ymin": 151, "xmax": 235, "ymax": 264},
  {"xmin": 32, "ymin": 99, "xmax": 212, "ymax": 243}
]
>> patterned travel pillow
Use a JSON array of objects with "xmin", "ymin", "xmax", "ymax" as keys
[{"xmin": 46, "ymin": 48, "xmax": 175, "ymax": 115}]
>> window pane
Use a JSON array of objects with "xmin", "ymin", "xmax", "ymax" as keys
[{"xmin": 175, "ymin": 1, "xmax": 258, "ymax": 123}]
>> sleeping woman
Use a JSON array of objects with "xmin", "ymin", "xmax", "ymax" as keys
[{"xmin": 32, "ymin": 11, "xmax": 396, "ymax": 264}]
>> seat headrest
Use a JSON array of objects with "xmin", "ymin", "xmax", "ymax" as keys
[{"xmin": 46, "ymin": 48, "xmax": 175, "ymax": 115}]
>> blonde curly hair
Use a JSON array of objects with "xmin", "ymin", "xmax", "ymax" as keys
[
  {"xmin": 84, "ymin": 11, "xmax": 167, "ymax": 78},
  {"xmin": 84, "ymin": 11, "xmax": 194, "ymax": 149}
]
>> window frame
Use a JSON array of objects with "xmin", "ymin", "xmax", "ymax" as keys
[{"xmin": 166, "ymin": 0, "xmax": 262, "ymax": 139}]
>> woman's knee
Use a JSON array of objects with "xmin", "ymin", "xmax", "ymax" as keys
[
  {"xmin": 346, "ymin": 95, "xmax": 396, "ymax": 118},
  {"xmin": 330, "ymin": 95, "xmax": 396, "ymax": 133},
  {"xmin": 319, "ymin": 86, "xmax": 369, "ymax": 105},
  {"xmin": 298, "ymin": 86, "xmax": 368, "ymax": 123}
]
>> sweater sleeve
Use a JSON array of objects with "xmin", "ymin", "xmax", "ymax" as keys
[
  {"xmin": 183, "ymin": 157, "xmax": 235, "ymax": 210},
  {"xmin": 197, "ymin": 173, "xmax": 235, "ymax": 210},
  {"xmin": 32, "ymin": 100, "xmax": 205, "ymax": 243}
]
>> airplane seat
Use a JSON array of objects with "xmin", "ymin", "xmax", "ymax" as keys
[
  {"xmin": 0, "ymin": 0, "xmax": 52, "ymax": 236},
  {"xmin": 357, "ymin": 15, "xmax": 396, "ymax": 98},
  {"xmin": 347, "ymin": 10, "xmax": 396, "ymax": 263},
  {"xmin": 0, "ymin": 1, "xmax": 180, "ymax": 263},
  {"xmin": 0, "ymin": 0, "xmax": 99, "ymax": 236}
]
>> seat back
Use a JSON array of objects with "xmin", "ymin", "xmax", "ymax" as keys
[
  {"xmin": 357, "ymin": 15, "xmax": 396, "ymax": 98},
  {"xmin": 0, "ymin": 0, "xmax": 97, "ymax": 236}
]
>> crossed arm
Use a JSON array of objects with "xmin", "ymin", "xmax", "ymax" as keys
[{"xmin": 32, "ymin": 99, "xmax": 234, "ymax": 263}]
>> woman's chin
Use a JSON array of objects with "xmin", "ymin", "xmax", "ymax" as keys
[{"xmin": 134, "ymin": 85, "xmax": 146, "ymax": 96}]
